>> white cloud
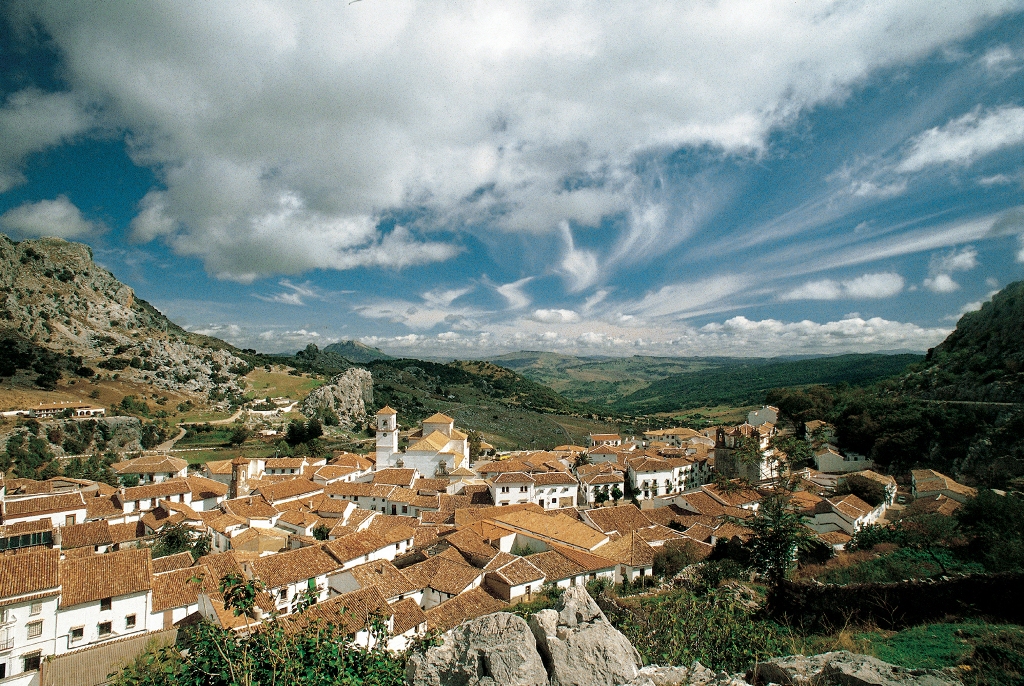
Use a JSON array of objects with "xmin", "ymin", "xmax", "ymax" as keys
[
  {"xmin": 930, "ymin": 246, "xmax": 978, "ymax": 274},
  {"xmin": 11, "ymin": 2, "xmax": 1018, "ymax": 277},
  {"xmin": 422, "ymin": 287, "xmax": 472, "ymax": 308},
  {"xmin": 781, "ymin": 272, "xmax": 904, "ymax": 301},
  {"xmin": 0, "ymin": 89, "xmax": 94, "ymax": 193},
  {"xmin": 0, "ymin": 196, "xmax": 99, "ymax": 238},
  {"xmin": 897, "ymin": 105, "xmax": 1024, "ymax": 173},
  {"xmin": 532, "ymin": 308, "xmax": 580, "ymax": 323},
  {"xmin": 627, "ymin": 274, "xmax": 749, "ymax": 319},
  {"xmin": 253, "ymin": 279, "xmax": 322, "ymax": 306},
  {"xmin": 1017, "ymin": 235, "xmax": 1024, "ymax": 263},
  {"xmin": 558, "ymin": 221, "xmax": 600, "ymax": 292},
  {"xmin": 923, "ymin": 246, "xmax": 978, "ymax": 292},
  {"xmin": 924, "ymin": 273, "xmax": 960, "ymax": 292},
  {"xmin": 495, "ymin": 276, "xmax": 533, "ymax": 310}
]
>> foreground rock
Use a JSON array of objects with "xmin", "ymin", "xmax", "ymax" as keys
[
  {"xmin": 300, "ymin": 368, "xmax": 373, "ymax": 419},
  {"xmin": 407, "ymin": 612, "xmax": 548, "ymax": 686},
  {"xmin": 529, "ymin": 586, "xmax": 642, "ymax": 686},
  {"xmin": 747, "ymin": 651, "xmax": 962, "ymax": 686},
  {"xmin": 406, "ymin": 589, "xmax": 961, "ymax": 686}
]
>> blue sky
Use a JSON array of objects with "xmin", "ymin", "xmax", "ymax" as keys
[{"xmin": 2, "ymin": 2, "xmax": 1023, "ymax": 358}]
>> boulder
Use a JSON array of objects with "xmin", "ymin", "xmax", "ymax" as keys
[
  {"xmin": 407, "ymin": 612, "xmax": 549, "ymax": 686},
  {"xmin": 300, "ymin": 368, "xmax": 373, "ymax": 419},
  {"xmin": 529, "ymin": 586, "xmax": 642, "ymax": 686},
  {"xmin": 747, "ymin": 651, "xmax": 962, "ymax": 686}
]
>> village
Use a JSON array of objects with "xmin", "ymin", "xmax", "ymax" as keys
[{"xmin": 0, "ymin": 402, "xmax": 980, "ymax": 685}]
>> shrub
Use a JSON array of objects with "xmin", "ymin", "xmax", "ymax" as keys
[{"xmin": 607, "ymin": 588, "xmax": 786, "ymax": 672}]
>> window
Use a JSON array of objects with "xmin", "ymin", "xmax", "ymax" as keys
[
  {"xmin": 23, "ymin": 652, "xmax": 41, "ymax": 672},
  {"xmin": 519, "ymin": 486, "xmax": 528, "ymax": 493},
  {"xmin": 500, "ymin": 486, "xmax": 509, "ymax": 493},
  {"xmin": 125, "ymin": 614, "xmax": 136, "ymax": 629},
  {"xmin": 30, "ymin": 601, "xmax": 42, "ymax": 616},
  {"xmin": 100, "ymin": 597, "xmax": 112, "ymax": 611},
  {"xmin": 27, "ymin": 621, "xmax": 42, "ymax": 638},
  {"xmin": 65, "ymin": 514, "xmax": 76, "ymax": 526},
  {"xmin": 98, "ymin": 621, "xmax": 112, "ymax": 636},
  {"xmin": 71, "ymin": 626, "xmax": 84, "ymax": 642}
]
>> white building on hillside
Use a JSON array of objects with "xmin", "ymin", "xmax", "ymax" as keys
[{"xmin": 375, "ymin": 409, "xmax": 469, "ymax": 477}]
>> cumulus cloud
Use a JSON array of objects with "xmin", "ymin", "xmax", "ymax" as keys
[
  {"xmin": 10, "ymin": 2, "xmax": 1017, "ymax": 278},
  {"xmin": 0, "ymin": 89, "xmax": 94, "ymax": 193},
  {"xmin": 781, "ymin": 272, "xmax": 905, "ymax": 301},
  {"xmin": 896, "ymin": 106, "xmax": 1024, "ymax": 173},
  {"xmin": 923, "ymin": 246, "xmax": 978, "ymax": 292},
  {"xmin": 0, "ymin": 196, "xmax": 99, "ymax": 238}
]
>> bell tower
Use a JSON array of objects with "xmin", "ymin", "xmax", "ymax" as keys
[{"xmin": 375, "ymin": 406, "xmax": 399, "ymax": 467}]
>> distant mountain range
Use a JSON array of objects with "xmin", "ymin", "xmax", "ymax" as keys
[{"xmin": 489, "ymin": 350, "xmax": 923, "ymax": 414}]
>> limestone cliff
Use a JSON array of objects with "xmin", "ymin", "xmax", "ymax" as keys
[{"xmin": 300, "ymin": 368, "xmax": 373, "ymax": 419}]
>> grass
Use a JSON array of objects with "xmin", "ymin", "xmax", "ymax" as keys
[
  {"xmin": 243, "ymin": 369, "xmax": 325, "ymax": 401},
  {"xmin": 788, "ymin": 622, "xmax": 1024, "ymax": 685},
  {"xmin": 816, "ymin": 547, "xmax": 986, "ymax": 585}
]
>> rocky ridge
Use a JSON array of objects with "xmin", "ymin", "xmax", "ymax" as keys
[
  {"xmin": 408, "ymin": 588, "xmax": 962, "ymax": 686},
  {"xmin": 300, "ymin": 368, "xmax": 374, "ymax": 420},
  {"xmin": 1, "ymin": 234, "xmax": 249, "ymax": 398}
]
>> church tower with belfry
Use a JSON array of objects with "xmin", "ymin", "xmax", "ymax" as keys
[{"xmin": 375, "ymin": 406, "xmax": 399, "ymax": 466}]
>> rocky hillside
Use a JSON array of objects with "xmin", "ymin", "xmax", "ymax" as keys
[
  {"xmin": 0, "ymin": 234, "xmax": 250, "ymax": 399},
  {"xmin": 902, "ymin": 279, "xmax": 1024, "ymax": 402},
  {"xmin": 323, "ymin": 339, "xmax": 393, "ymax": 363}
]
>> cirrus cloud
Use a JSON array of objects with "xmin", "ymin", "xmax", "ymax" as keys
[{"xmin": 781, "ymin": 272, "xmax": 905, "ymax": 301}]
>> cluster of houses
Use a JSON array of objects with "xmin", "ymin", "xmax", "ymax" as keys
[
  {"xmin": 0, "ymin": 405, "xmax": 980, "ymax": 686},
  {"xmin": 1, "ymin": 402, "xmax": 106, "ymax": 420}
]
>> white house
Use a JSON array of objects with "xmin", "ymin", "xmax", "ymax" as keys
[
  {"xmin": 488, "ymin": 472, "xmax": 535, "ymax": 507},
  {"xmin": 112, "ymin": 455, "xmax": 188, "ymax": 484},
  {"xmin": 814, "ymin": 446, "xmax": 872, "ymax": 474},
  {"xmin": 0, "ymin": 492, "xmax": 88, "ymax": 528},
  {"xmin": 531, "ymin": 471, "xmax": 579, "ymax": 509},
  {"xmin": 626, "ymin": 457, "xmax": 675, "ymax": 501},
  {"xmin": 245, "ymin": 545, "xmax": 340, "ymax": 616},
  {"xmin": 56, "ymin": 549, "xmax": 153, "ymax": 653},
  {"xmin": 747, "ymin": 406, "xmax": 779, "ymax": 427},
  {"xmin": 0, "ymin": 549, "xmax": 60, "ymax": 683}
]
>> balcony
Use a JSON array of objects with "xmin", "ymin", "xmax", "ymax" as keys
[{"xmin": 0, "ymin": 636, "xmax": 13, "ymax": 652}]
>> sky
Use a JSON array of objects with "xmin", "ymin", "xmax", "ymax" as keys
[{"xmin": 1, "ymin": 2, "xmax": 1023, "ymax": 359}]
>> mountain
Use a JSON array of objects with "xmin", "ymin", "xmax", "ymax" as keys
[
  {"xmin": 901, "ymin": 280, "xmax": 1024, "ymax": 402},
  {"xmin": 323, "ymin": 340, "xmax": 393, "ymax": 363},
  {"xmin": 612, "ymin": 353, "xmax": 922, "ymax": 414},
  {"xmin": 489, "ymin": 352, "xmax": 742, "ymax": 404},
  {"xmin": 0, "ymin": 234, "xmax": 250, "ymax": 399},
  {"xmin": 490, "ymin": 350, "xmax": 921, "ymax": 413}
]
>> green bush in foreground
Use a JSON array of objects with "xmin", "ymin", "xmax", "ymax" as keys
[
  {"xmin": 607, "ymin": 588, "xmax": 786, "ymax": 672},
  {"xmin": 111, "ymin": 616, "xmax": 405, "ymax": 686}
]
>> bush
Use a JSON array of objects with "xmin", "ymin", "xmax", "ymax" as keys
[{"xmin": 607, "ymin": 588, "xmax": 786, "ymax": 672}]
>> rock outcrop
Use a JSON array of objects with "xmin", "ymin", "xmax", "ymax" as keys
[
  {"xmin": 407, "ymin": 612, "xmax": 549, "ymax": 686},
  {"xmin": 300, "ymin": 368, "xmax": 373, "ymax": 419},
  {"xmin": 529, "ymin": 586, "xmax": 641, "ymax": 686},
  {"xmin": 407, "ymin": 589, "xmax": 963, "ymax": 686},
  {"xmin": 747, "ymin": 651, "xmax": 962, "ymax": 686}
]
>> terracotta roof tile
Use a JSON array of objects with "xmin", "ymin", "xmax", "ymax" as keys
[
  {"xmin": 0, "ymin": 548, "xmax": 60, "ymax": 598},
  {"xmin": 488, "ymin": 556, "xmax": 544, "ymax": 586},
  {"xmin": 152, "ymin": 551, "xmax": 195, "ymax": 574},
  {"xmin": 59, "ymin": 520, "xmax": 113, "ymax": 549},
  {"xmin": 59, "ymin": 548, "xmax": 152, "ymax": 607},
  {"xmin": 344, "ymin": 559, "xmax": 417, "ymax": 599},
  {"xmin": 4, "ymin": 492, "xmax": 86, "ymax": 517},
  {"xmin": 249, "ymin": 545, "xmax": 342, "ymax": 588},
  {"xmin": 152, "ymin": 565, "xmax": 206, "ymax": 612},
  {"xmin": 390, "ymin": 597, "xmax": 428, "ymax": 635},
  {"xmin": 584, "ymin": 504, "xmax": 652, "ymax": 534},
  {"xmin": 595, "ymin": 531, "xmax": 654, "ymax": 567},
  {"xmin": 424, "ymin": 587, "xmax": 505, "ymax": 633},
  {"xmin": 86, "ymin": 495, "xmax": 124, "ymax": 520}
]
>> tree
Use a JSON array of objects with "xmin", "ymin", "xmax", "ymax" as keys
[
  {"xmin": 747, "ymin": 494, "xmax": 810, "ymax": 588},
  {"xmin": 312, "ymin": 523, "xmax": 331, "ymax": 541},
  {"xmin": 229, "ymin": 427, "xmax": 252, "ymax": 446},
  {"xmin": 153, "ymin": 522, "xmax": 212, "ymax": 560},
  {"xmin": 594, "ymin": 487, "xmax": 609, "ymax": 505},
  {"xmin": 611, "ymin": 485, "xmax": 623, "ymax": 503}
]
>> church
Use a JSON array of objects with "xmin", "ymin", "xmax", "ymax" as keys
[{"xmin": 374, "ymin": 407, "xmax": 470, "ymax": 477}]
